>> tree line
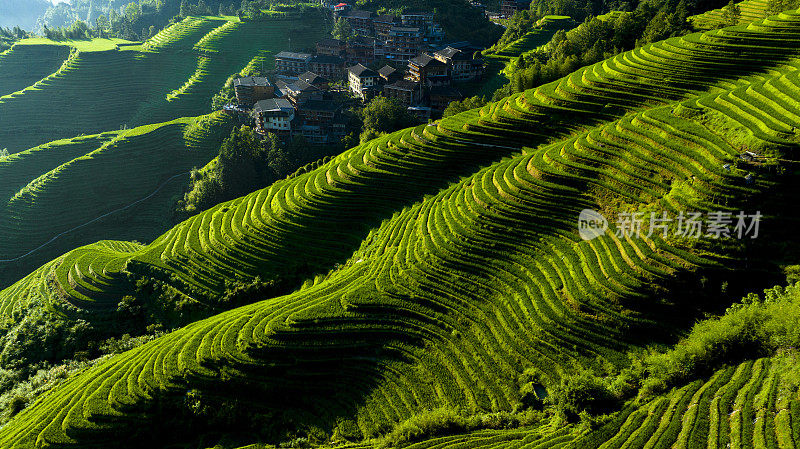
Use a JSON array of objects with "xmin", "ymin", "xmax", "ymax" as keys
[
  {"xmin": 37, "ymin": 0, "xmax": 316, "ymax": 42},
  {"xmin": 0, "ymin": 26, "xmax": 27, "ymax": 52},
  {"xmin": 492, "ymin": 0, "xmax": 800, "ymax": 101}
]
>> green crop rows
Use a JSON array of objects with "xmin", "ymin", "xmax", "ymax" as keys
[
  {"xmin": 690, "ymin": 0, "xmax": 771, "ymax": 29},
  {"xmin": 0, "ymin": 112, "xmax": 232, "ymax": 289},
  {"xmin": 0, "ymin": 44, "xmax": 71, "ymax": 97},
  {"xmin": 0, "ymin": 13, "xmax": 330, "ymax": 287},
  {"xmin": 0, "ymin": 14, "xmax": 329, "ymax": 154},
  {"xmin": 567, "ymin": 356, "xmax": 800, "ymax": 449},
  {"xmin": 3, "ymin": 8, "xmax": 800, "ymax": 449}
]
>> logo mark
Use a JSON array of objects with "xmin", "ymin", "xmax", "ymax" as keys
[{"xmin": 578, "ymin": 209, "xmax": 608, "ymax": 241}]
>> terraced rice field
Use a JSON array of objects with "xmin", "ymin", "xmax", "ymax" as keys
[
  {"xmin": 0, "ymin": 43, "xmax": 71, "ymax": 97},
  {"xmin": 481, "ymin": 18, "xmax": 574, "ymax": 96},
  {"xmin": 568, "ymin": 355, "xmax": 800, "ymax": 449},
  {"xmin": 0, "ymin": 112, "xmax": 232, "ymax": 289},
  {"xmin": 690, "ymin": 0, "xmax": 771, "ymax": 29},
  {"xmin": 0, "ymin": 14, "xmax": 329, "ymax": 154},
  {"xmin": 3, "ymin": 8, "xmax": 800, "ymax": 449},
  {"xmin": 0, "ymin": 9, "xmax": 800, "ymax": 447},
  {"xmin": 0, "ymin": 12, "xmax": 330, "ymax": 286},
  {"xmin": 493, "ymin": 28, "xmax": 561, "ymax": 58}
]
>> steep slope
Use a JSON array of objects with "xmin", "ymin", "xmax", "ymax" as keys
[
  {"xmin": 0, "ymin": 43, "xmax": 71, "ymax": 97},
  {"xmin": 0, "ymin": 10, "xmax": 329, "ymax": 287},
  {"xmin": 690, "ymin": 0, "xmax": 771, "ymax": 29},
  {"xmin": 0, "ymin": 112, "xmax": 232, "ymax": 289},
  {"xmin": 567, "ymin": 357, "xmax": 799, "ymax": 449},
  {"xmin": 2, "ymin": 9, "xmax": 800, "ymax": 449},
  {"xmin": 0, "ymin": 13, "xmax": 328, "ymax": 154},
  {"xmin": 331, "ymin": 352, "xmax": 800, "ymax": 449},
  {"xmin": 8, "ymin": 7, "xmax": 800, "ymax": 323}
]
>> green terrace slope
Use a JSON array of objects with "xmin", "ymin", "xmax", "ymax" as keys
[
  {"xmin": 3, "ymin": 9, "xmax": 800, "ymax": 448},
  {"xmin": 567, "ymin": 354, "xmax": 800, "ymax": 449},
  {"xmin": 0, "ymin": 112, "xmax": 232, "ymax": 289},
  {"xmin": 0, "ymin": 13, "xmax": 328, "ymax": 154},
  {"xmin": 8, "ymin": 7, "xmax": 800, "ymax": 321},
  {"xmin": 690, "ymin": 0, "xmax": 771, "ymax": 29},
  {"xmin": 0, "ymin": 44, "xmax": 71, "ymax": 98},
  {"xmin": 480, "ymin": 17, "xmax": 575, "ymax": 95},
  {"xmin": 320, "ymin": 352, "xmax": 800, "ymax": 449}
]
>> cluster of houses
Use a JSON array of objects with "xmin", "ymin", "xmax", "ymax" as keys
[
  {"xmin": 345, "ymin": 43, "xmax": 484, "ymax": 117},
  {"xmin": 225, "ymin": 5, "xmax": 491, "ymax": 144},
  {"xmin": 499, "ymin": 0, "xmax": 532, "ymax": 19},
  {"xmin": 231, "ymin": 73, "xmax": 347, "ymax": 144},
  {"xmin": 471, "ymin": 0, "xmax": 532, "ymax": 21},
  {"xmin": 331, "ymin": 5, "xmax": 445, "ymax": 60}
]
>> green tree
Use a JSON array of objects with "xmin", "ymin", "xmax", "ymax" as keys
[
  {"xmin": 124, "ymin": 3, "xmax": 141, "ymax": 24},
  {"xmin": 216, "ymin": 126, "xmax": 265, "ymax": 193},
  {"xmin": 95, "ymin": 15, "xmax": 110, "ymax": 38},
  {"xmin": 358, "ymin": 97, "xmax": 415, "ymax": 142},
  {"xmin": 182, "ymin": 129, "xmax": 334, "ymax": 215},
  {"xmin": 332, "ymin": 17, "xmax": 354, "ymax": 41},
  {"xmin": 442, "ymin": 96, "xmax": 488, "ymax": 118},
  {"xmin": 721, "ymin": 0, "xmax": 742, "ymax": 26},
  {"xmin": 765, "ymin": 0, "xmax": 788, "ymax": 15}
]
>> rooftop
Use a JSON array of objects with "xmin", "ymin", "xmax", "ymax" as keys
[
  {"xmin": 402, "ymin": 11, "xmax": 434, "ymax": 17},
  {"xmin": 409, "ymin": 53, "xmax": 447, "ymax": 68},
  {"xmin": 435, "ymin": 46, "xmax": 471, "ymax": 60},
  {"xmin": 348, "ymin": 63, "xmax": 379, "ymax": 77},
  {"xmin": 288, "ymin": 79, "xmax": 321, "ymax": 94},
  {"xmin": 350, "ymin": 36, "xmax": 378, "ymax": 47},
  {"xmin": 379, "ymin": 65, "xmax": 398, "ymax": 76},
  {"xmin": 254, "ymin": 98, "xmax": 294, "ymax": 114},
  {"xmin": 347, "ymin": 10, "xmax": 374, "ymax": 19},
  {"xmin": 299, "ymin": 72, "xmax": 329, "ymax": 85},
  {"xmin": 390, "ymin": 26, "xmax": 421, "ymax": 33},
  {"xmin": 374, "ymin": 14, "xmax": 397, "ymax": 23},
  {"xmin": 275, "ymin": 51, "xmax": 312, "ymax": 61},
  {"xmin": 310, "ymin": 54, "xmax": 345, "ymax": 65},
  {"xmin": 437, "ymin": 41, "xmax": 485, "ymax": 52},
  {"xmin": 385, "ymin": 79, "xmax": 421, "ymax": 91},
  {"xmin": 317, "ymin": 38, "xmax": 343, "ymax": 47},
  {"xmin": 234, "ymin": 76, "xmax": 270, "ymax": 87},
  {"xmin": 301, "ymin": 99, "xmax": 341, "ymax": 113}
]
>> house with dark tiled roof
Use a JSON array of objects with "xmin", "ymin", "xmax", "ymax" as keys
[
  {"xmin": 346, "ymin": 36, "xmax": 383, "ymax": 65},
  {"xmin": 316, "ymin": 38, "xmax": 345, "ymax": 57},
  {"xmin": 253, "ymin": 98, "xmax": 295, "ymax": 135},
  {"xmin": 383, "ymin": 79, "xmax": 422, "ymax": 106},
  {"xmin": 433, "ymin": 46, "xmax": 484, "ymax": 82},
  {"xmin": 348, "ymin": 64, "xmax": 380, "ymax": 100},
  {"xmin": 233, "ymin": 76, "xmax": 273, "ymax": 106},
  {"xmin": 300, "ymin": 99, "xmax": 340, "ymax": 124},
  {"xmin": 275, "ymin": 51, "xmax": 312, "ymax": 76},
  {"xmin": 309, "ymin": 55, "xmax": 346, "ymax": 80},
  {"xmin": 298, "ymin": 72, "xmax": 330, "ymax": 90},
  {"xmin": 378, "ymin": 65, "xmax": 402, "ymax": 83},
  {"xmin": 373, "ymin": 14, "xmax": 398, "ymax": 39},
  {"xmin": 281, "ymin": 79, "xmax": 323, "ymax": 107},
  {"xmin": 407, "ymin": 53, "xmax": 449, "ymax": 86},
  {"xmin": 345, "ymin": 10, "xmax": 374, "ymax": 35},
  {"xmin": 384, "ymin": 26, "xmax": 422, "ymax": 62}
]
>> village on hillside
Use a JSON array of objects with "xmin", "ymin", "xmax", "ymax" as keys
[{"xmin": 220, "ymin": 1, "xmax": 534, "ymax": 144}]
